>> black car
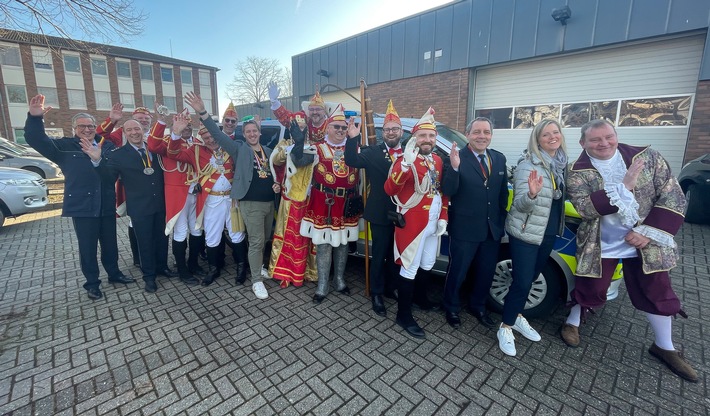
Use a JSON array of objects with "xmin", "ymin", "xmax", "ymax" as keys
[{"xmin": 678, "ymin": 153, "xmax": 710, "ymax": 225}]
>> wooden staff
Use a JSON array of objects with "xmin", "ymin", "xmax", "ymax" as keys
[{"xmin": 359, "ymin": 79, "xmax": 373, "ymax": 296}]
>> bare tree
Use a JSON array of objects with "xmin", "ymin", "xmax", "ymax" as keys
[
  {"xmin": 279, "ymin": 66, "xmax": 293, "ymax": 98},
  {"xmin": 0, "ymin": 0, "xmax": 146, "ymax": 48},
  {"xmin": 226, "ymin": 57, "xmax": 292, "ymax": 104}
]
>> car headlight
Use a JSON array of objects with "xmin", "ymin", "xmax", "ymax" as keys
[{"xmin": 0, "ymin": 178, "xmax": 34, "ymax": 186}]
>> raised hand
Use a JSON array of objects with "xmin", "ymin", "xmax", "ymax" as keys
[
  {"xmin": 346, "ymin": 117, "xmax": 359, "ymax": 139},
  {"xmin": 171, "ymin": 112, "xmax": 189, "ymax": 134},
  {"xmin": 80, "ymin": 136, "xmax": 102, "ymax": 162},
  {"xmin": 449, "ymin": 142, "xmax": 460, "ymax": 169},
  {"xmin": 109, "ymin": 102, "xmax": 124, "ymax": 123},
  {"xmin": 268, "ymin": 81, "xmax": 280, "ymax": 102},
  {"xmin": 528, "ymin": 170, "xmax": 543, "ymax": 198},
  {"xmin": 29, "ymin": 95, "xmax": 50, "ymax": 116},
  {"xmin": 622, "ymin": 158, "xmax": 645, "ymax": 191},
  {"xmin": 402, "ymin": 138, "xmax": 419, "ymax": 167},
  {"xmin": 183, "ymin": 92, "xmax": 206, "ymax": 115},
  {"xmin": 289, "ymin": 120, "xmax": 307, "ymax": 146}
]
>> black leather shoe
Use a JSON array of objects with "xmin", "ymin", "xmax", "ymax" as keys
[
  {"xmin": 108, "ymin": 274, "xmax": 136, "ymax": 284},
  {"xmin": 157, "ymin": 268, "xmax": 178, "ymax": 278},
  {"xmin": 384, "ymin": 289, "xmax": 399, "ymax": 301},
  {"xmin": 471, "ymin": 309, "xmax": 496, "ymax": 329},
  {"xmin": 201, "ymin": 276, "xmax": 216, "ymax": 287},
  {"xmin": 313, "ymin": 294, "xmax": 326, "ymax": 304},
  {"xmin": 337, "ymin": 286, "xmax": 350, "ymax": 295},
  {"xmin": 396, "ymin": 317, "xmax": 426, "ymax": 339},
  {"xmin": 446, "ymin": 311, "xmax": 461, "ymax": 329},
  {"xmin": 180, "ymin": 275, "xmax": 200, "ymax": 286},
  {"xmin": 372, "ymin": 295, "xmax": 386, "ymax": 317},
  {"xmin": 87, "ymin": 287, "xmax": 103, "ymax": 300},
  {"xmin": 144, "ymin": 281, "xmax": 158, "ymax": 293}
]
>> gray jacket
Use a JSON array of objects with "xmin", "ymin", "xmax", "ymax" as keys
[
  {"xmin": 201, "ymin": 116, "xmax": 272, "ymax": 201},
  {"xmin": 505, "ymin": 152, "xmax": 565, "ymax": 245}
]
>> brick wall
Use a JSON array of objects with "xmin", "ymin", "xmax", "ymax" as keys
[
  {"xmin": 686, "ymin": 79, "xmax": 710, "ymax": 162},
  {"xmin": 365, "ymin": 69, "xmax": 470, "ymax": 133}
]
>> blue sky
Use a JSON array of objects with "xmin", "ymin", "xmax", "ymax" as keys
[{"xmin": 80, "ymin": 0, "xmax": 452, "ymax": 116}]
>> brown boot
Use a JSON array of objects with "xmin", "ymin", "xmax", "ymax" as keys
[
  {"xmin": 648, "ymin": 344, "xmax": 698, "ymax": 382},
  {"xmin": 560, "ymin": 323, "xmax": 580, "ymax": 347}
]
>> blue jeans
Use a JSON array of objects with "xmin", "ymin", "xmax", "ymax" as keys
[{"xmin": 503, "ymin": 234, "xmax": 556, "ymax": 325}]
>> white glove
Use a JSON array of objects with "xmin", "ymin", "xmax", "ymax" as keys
[
  {"xmin": 402, "ymin": 138, "xmax": 419, "ymax": 167},
  {"xmin": 436, "ymin": 219, "xmax": 447, "ymax": 236},
  {"xmin": 268, "ymin": 81, "xmax": 280, "ymax": 102}
]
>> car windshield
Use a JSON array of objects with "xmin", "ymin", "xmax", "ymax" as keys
[
  {"xmin": 0, "ymin": 145, "xmax": 27, "ymax": 156},
  {"xmin": 436, "ymin": 124, "xmax": 468, "ymax": 149}
]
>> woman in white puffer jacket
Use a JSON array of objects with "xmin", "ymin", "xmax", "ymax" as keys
[{"xmin": 497, "ymin": 119, "xmax": 568, "ymax": 357}]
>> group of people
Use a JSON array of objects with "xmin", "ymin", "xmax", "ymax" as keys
[{"xmin": 23, "ymin": 83, "xmax": 697, "ymax": 382}]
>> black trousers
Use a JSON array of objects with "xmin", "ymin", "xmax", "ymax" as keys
[
  {"xmin": 443, "ymin": 235, "xmax": 501, "ymax": 313},
  {"xmin": 131, "ymin": 211, "xmax": 168, "ymax": 282},
  {"xmin": 369, "ymin": 222, "xmax": 398, "ymax": 295},
  {"xmin": 72, "ymin": 216, "xmax": 121, "ymax": 290}
]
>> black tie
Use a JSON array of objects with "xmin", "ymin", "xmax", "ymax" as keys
[
  {"xmin": 479, "ymin": 153, "xmax": 489, "ymax": 177},
  {"xmin": 138, "ymin": 147, "xmax": 147, "ymax": 162}
]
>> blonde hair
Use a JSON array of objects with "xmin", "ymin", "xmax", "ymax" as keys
[{"xmin": 527, "ymin": 119, "xmax": 567, "ymax": 167}]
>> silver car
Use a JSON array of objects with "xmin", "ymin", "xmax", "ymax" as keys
[
  {"xmin": 0, "ymin": 145, "xmax": 63, "ymax": 179},
  {"xmin": 0, "ymin": 167, "xmax": 48, "ymax": 228}
]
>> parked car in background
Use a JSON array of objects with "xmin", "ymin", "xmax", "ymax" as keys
[
  {"xmin": 0, "ymin": 146, "xmax": 63, "ymax": 179},
  {"xmin": 351, "ymin": 116, "xmax": 622, "ymax": 318},
  {"xmin": 678, "ymin": 153, "xmax": 710, "ymax": 225},
  {"xmin": 0, "ymin": 137, "xmax": 42, "ymax": 157},
  {"xmin": 0, "ymin": 167, "xmax": 48, "ymax": 229}
]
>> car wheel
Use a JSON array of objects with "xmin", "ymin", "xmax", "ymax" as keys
[
  {"xmin": 23, "ymin": 166, "xmax": 46, "ymax": 179},
  {"xmin": 488, "ymin": 249, "xmax": 563, "ymax": 319},
  {"xmin": 684, "ymin": 184, "xmax": 710, "ymax": 224},
  {"xmin": 0, "ymin": 209, "xmax": 5, "ymax": 229}
]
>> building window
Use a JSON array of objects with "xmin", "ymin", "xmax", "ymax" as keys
[
  {"xmin": 514, "ymin": 105, "xmax": 560, "ymax": 129},
  {"xmin": 139, "ymin": 63, "xmax": 153, "ymax": 81},
  {"xmin": 142, "ymin": 94, "xmax": 155, "ymax": 110},
  {"xmin": 203, "ymin": 98, "xmax": 213, "ymax": 114},
  {"xmin": 0, "ymin": 46, "xmax": 21, "ymax": 67},
  {"xmin": 199, "ymin": 70, "xmax": 210, "ymax": 87},
  {"xmin": 14, "ymin": 128, "xmax": 26, "ymax": 144},
  {"xmin": 6, "ymin": 85, "xmax": 27, "ymax": 104},
  {"xmin": 474, "ymin": 108, "xmax": 513, "ymax": 129},
  {"xmin": 163, "ymin": 96, "xmax": 177, "ymax": 112},
  {"xmin": 562, "ymin": 101, "xmax": 618, "ymax": 127},
  {"xmin": 63, "ymin": 55, "xmax": 81, "ymax": 73},
  {"xmin": 116, "ymin": 61, "xmax": 131, "ymax": 78},
  {"xmin": 67, "ymin": 89, "xmax": 86, "ymax": 109},
  {"xmin": 619, "ymin": 96, "xmax": 691, "ymax": 126},
  {"xmin": 38, "ymin": 87, "xmax": 59, "ymax": 108},
  {"xmin": 161, "ymin": 67, "xmax": 173, "ymax": 83},
  {"xmin": 181, "ymin": 69, "xmax": 193, "ymax": 85},
  {"xmin": 91, "ymin": 58, "xmax": 107, "ymax": 76},
  {"xmin": 44, "ymin": 128, "xmax": 64, "ymax": 139},
  {"xmin": 32, "ymin": 48, "xmax": 52, "ymax": 70},
  {"xmin": 95, "ymin": 91, "xmax": 111, "ymax": 110},
  {"xmin": 119, "ymin": 93, "xmax": 135, "ymax": 110}
]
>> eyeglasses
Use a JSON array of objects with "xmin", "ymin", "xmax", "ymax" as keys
[
  {"xmin": 331, "ymin": 125, "xmax": 347, "ymax": 131},
  {"xmin": 224, "ymin": 118, "xmax": 237, "ymax": 124},
  {"xmin": 76, "ymin": 124, "xmax": 96, "ymax": 130},
  {"xmin": 383, "ymin": 127, "xmax": 401, "ymax": 133}
]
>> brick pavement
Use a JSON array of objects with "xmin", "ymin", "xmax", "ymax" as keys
[{"xmin": 0, "ymin": 210, "xmax": 708, "ymax": 415}]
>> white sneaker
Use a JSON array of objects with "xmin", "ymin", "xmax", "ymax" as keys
[
  {"xmin": 497, "ymin": 325, "xmax": 516, "ymax": 356},
  {"xmin": 261, "ymin": 265, "xmax": 270, "ymax": 279},
  {"xmin": 252, "ymin": 282, "xmax": 268, "ymax": 299},
  {"xmin": 512, "ymin": 316, "xmax": 541, "ymax": 342}
]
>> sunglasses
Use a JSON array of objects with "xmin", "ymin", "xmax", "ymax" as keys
[
  {"xmin": 224, "ymin": 118, "xmax": 237, "ymax": 124},
  {"xmin": 331, "ymin": 125, "xmax": 347, "ymax": 131}
]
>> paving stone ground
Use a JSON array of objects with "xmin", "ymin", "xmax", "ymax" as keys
[{"xmin": 0, "ymin": 210, "xmax": 708, "ymax": 415}]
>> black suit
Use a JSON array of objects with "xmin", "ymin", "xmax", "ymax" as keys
[
  {"xmin": 344, "ymin": 136, "xmax": 398, "ymax": 295},
  {"xmin": 24, "ymin": 113, "xmax": 122, "ymax": 290},
  {"xmin": 99, "ymin": 143, "xmax": 168, "ymax": 282},
  {"xmin": 442, "ymin": 146, "xmax": 508, "ymax": 314}
]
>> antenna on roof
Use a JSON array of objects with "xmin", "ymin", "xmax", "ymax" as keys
[{"xmin": 169, "ymin": 39, "xmax": 173, "ymax": 57}]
